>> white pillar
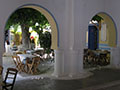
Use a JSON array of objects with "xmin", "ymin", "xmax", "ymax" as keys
[
  {"xmin": 69, "ymin": 49, "xmax": 83, "ymax": 77},
  {"xmin": 0, "ymin": 23, "xmax": 4, "ymax": 65},
  {"xmin": 53, "ymin": 1, "xmax": 92, "ymax": 79},
  {"xmin": 110, "ymin": 47, "xmax": 120, "ymax": 68},
  {"xmin": 53, "ymin": 48, "xmax": 92, "ymax": 79},
  {"xmin": 53, "ymin": 49, "xmax": 65, "ymax": 77}
]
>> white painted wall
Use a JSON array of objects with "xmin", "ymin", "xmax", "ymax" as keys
[
  {"xmin": 105, "ymin": 0, "xmax": 120, "ymax": 68},
  {"xmin": 55, "ymin": 0, "xmax": 107, "ymax": 77},
  {"xmin": 105, "ymin": 0, "xmax": 120, "ymax": 46},
  {"xmin": 0, "ymin": 0, "xmax": 120, "ymax": 78}
]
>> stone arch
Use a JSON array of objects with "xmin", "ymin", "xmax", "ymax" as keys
[
  {"xmin": 88, "ymin": 12, "xmax": 117, "ymax": 48},
  {"xmin": 5, "ymin": 4, "xmax": 59, "ymax": 50},
  {"xmin": 97, "ymin": 12, "xmax": 117, "ymax": 47},
  {"xmin": 84, "ymin": 12, "xmax": 117, "ymax": 68}
]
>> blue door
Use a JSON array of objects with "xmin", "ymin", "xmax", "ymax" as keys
[{"xmin": 88, "ymin": 25, "xmax": 99, "ymax": 50}]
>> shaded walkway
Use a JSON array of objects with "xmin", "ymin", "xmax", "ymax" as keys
[{"xmin": 14, "ymin": 68, "xmax": 120, "ymax": 90}]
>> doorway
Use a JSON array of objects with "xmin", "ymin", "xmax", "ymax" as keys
[
  {"xmin": 3, "ymin": 4, "xmax": 59, "ymax": 80},
  {"xmin": 84, "ymin": 12, "xmax": 117, "ymax": 69},
  {"xmin": 88, "ymin": 24, "xmax": 99, "ymax": 50}
]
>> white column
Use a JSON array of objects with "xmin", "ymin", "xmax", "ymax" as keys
[
  {"xmin": 53, "ymin": 48, "xmax": 92, "ymax": 79},
  {"xmin": 0, "ymin": 23, "xmax": 4, "ymax": 65},
  {"xmin": 69, "ymin": 49, "xmax": 83, "ymax": 77},
  {"xmin": 53, "ymin": 1, "xmax": 92, "ymax": 79},
  {"xmin": 110, "ymin": 47, "xmax": 120, "ymax": 68},
  {"xmin": 68, "ymin": 49, "xmax": 92, "ymax": 79},
  {"xmin": 53, "ymin": 49, "xmax": 65, "ymax": 77}
]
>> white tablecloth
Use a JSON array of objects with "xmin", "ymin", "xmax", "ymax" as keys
[{"xmin": 17, "ymin": 54, "xmax": 36, "ymax": 62}]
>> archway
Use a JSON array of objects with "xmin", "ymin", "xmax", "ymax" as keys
[
  {"xmin": 3, "ymin": 4, "xmax": 59, "ymax": 78},
  {"xmin": 84, "ymin": 12, "xmax": 117, "ymax": 68},
  {"xmin": 22, "ymin": 5, "xmax": 59, "ymax": 49}
]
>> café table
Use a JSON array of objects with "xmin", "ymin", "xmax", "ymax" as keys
[
  {"xmin": 17, "ymin": 54, "xmax": 40, "ymax": 74},
  {"xmin": 17, "ymin": 54, "xmax": 36, "ymax": 63}
]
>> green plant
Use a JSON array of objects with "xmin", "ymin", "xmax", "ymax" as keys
[
  {"xmin": 91, "ymin": 15, "xmax": 103, "ymax": 22},
  {"xmin": 91, "ymin": 15, "xmax": 103, "ymax": 30},
  {"xmin": 40, "ymin": 31, "xmax": 52, "ymax": 54},
  {"xmin": 5, "ymin": 8, "xmax": 49, "ymax": 49}
]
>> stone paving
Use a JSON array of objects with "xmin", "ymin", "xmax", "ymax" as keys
[
  {"xmin": 13, "ymin": 68, "xmax": 120, "ymax": 90},
  {"xmin": 3, "ymin": 56, "xmax": 120, "ymax": 90},
  {"xmin": 99, "ymin": 83, "xmax": 120, "ymax": 90}
]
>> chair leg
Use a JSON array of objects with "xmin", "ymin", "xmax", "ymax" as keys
[
  {"xmin": 34, "ymin": 64, "xmax": 39, "ymax": 73},
  {"xmin": 28, "ymin": 65, "xmax": 34, "ymax": 74}
]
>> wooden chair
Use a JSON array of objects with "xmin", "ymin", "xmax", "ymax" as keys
[
  {"xmin": 12, "ymin": 56, "xmax": 25, "ymax": 72},
  {"xmin": 15, "ymin": 51, "xmax": 23, "ymax": 55},
  {"xmin": 33, "ymin": 50, "xmax": 45, "ymax": 62},
  {"xmin": 27, "ymin": 57, "xmax": 40, "ymax": 74},
  {"xmin": 12, "ymin": 56, "xmax": 18, "ymax": 69},
  {"xmin": 2, "ymin": 68, "xmax": 18, "ymax": 90},
  {"xmin": 0, "ymin": 65, "xmax": 3, "ymax": 75}
]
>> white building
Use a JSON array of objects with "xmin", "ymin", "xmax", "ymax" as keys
[{"xmin": 0, "ymin": 0, "xmax": 120, "ymax": 79}]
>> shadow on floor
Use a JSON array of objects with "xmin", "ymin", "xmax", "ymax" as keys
[
  {"xmin": 3, "ymin": 56, "xmax": 120, "ymax": 90},
  {"xmin": 13, "ymin": 68, "xmax": 120, "ymax": 90},
  {"xmin": 2, "ymin": 56, "xmax": 54, "ymax": 80}
]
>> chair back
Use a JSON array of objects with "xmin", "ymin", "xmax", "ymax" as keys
[
  {"xmin": 27, "ymin": 57, "xmax": 40, "ymax": 65},
  {"xmin": 33, "ymin": 56, "xmax": 41, "ymax": 63},
  {"xmin": 15, "ymin": 51, "xmax": 23, "ymax": 55},
  {"xmin": 0, "ymin": 65, "xmax": 3, "ymax": 75},
  {"xmin": 12, "ymin": 56, "xmax": 24, "ymax": 72},
  {"xmin": 12, "ymin": 56, "xmax": 17, "ymax": 66},
  {"xmin": 27, "ymin": 57, "xmax": 40, "ymax": 74},
  {"xmin": 12, "ymin": 56, "xmax": 21, "ymax": 69},
  {"xmin": 3, "ymin": 68, "xmax": 18, "ymax": 90}
]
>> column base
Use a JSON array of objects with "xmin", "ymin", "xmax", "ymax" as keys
[{"xmin": 51, "ymin": 70, "xmax": 93, "ymax": 80}]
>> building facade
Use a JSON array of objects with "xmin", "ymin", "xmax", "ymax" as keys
[{"xmin": 0, "ymin": 0, "xmax": 120, "ymax": 79}]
